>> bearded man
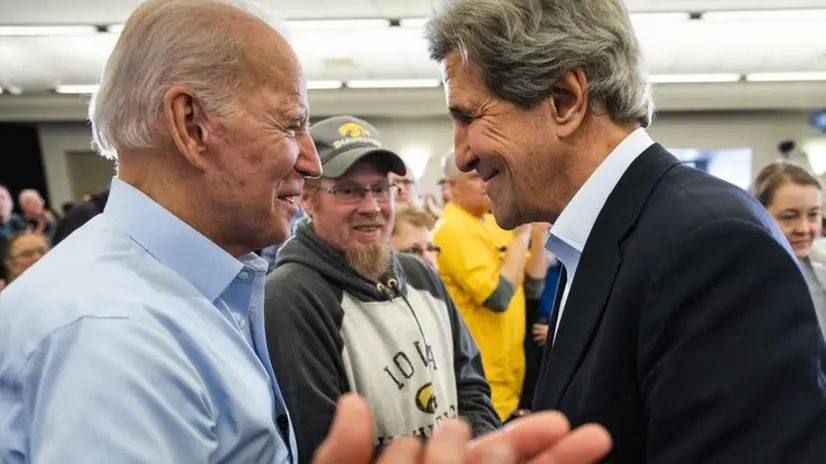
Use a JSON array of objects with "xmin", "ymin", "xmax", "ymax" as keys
[{"xmin": 263, "ymin": 116, "xmax": 500, "ymax": 463}]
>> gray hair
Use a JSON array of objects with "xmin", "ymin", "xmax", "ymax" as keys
[
  {"xmin": 89, "ymin": 0, "xmax": 282, "ymax": 160},
  {"xmin": 18, "ymin": 189, "xmax": 42, "ymax": 204},
  {"xmin": 424, "ymin": 0, "xmax": 654, "ymax": 127}
]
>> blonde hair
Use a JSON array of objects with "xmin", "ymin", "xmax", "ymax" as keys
[
  {"xmin": 753, "ymin": 161, "xmax": 821, "ymax": 207},
  {"xmin": 393, "ymin": 205, "xmax": 436, "ymax": 234}
]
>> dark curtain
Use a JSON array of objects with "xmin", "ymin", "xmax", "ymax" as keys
[{"xmin": 0, "ymin": 122, "xmax": 50, "ymax": 209}]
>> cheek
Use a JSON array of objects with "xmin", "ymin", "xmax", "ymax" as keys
[
  {"xmin": 263, "ymin": 139, "xmax": 300, "ymax": 179},
  {"xmin": 780, "ymin": 223, "xmax": 797, "ymax": 239}
]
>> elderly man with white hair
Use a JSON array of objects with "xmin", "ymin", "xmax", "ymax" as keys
[
  {"xmin": 17, "ymin": 188, "xmax": 56, "ymax": 237},
  {"xmin": 0, "ymin": 1, "xmax": 613, "ymax": 463}
]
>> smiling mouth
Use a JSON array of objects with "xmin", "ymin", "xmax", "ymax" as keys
[{"xmin": 353, "ymin": 224, "xmax": 383, "ymax": 232}]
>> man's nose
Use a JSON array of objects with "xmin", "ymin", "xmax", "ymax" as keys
[
  {"xmin": 297, "ymin": 132, "xmax": 322, "ymax": 178},
  {"xmin": 355, "ymin": 192, "xmax": 382, "ymax": 213}
]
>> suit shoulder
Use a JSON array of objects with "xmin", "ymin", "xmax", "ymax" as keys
[{"xmin": 648, "ymin": 166, "xmax": 779, "ymax": 236}]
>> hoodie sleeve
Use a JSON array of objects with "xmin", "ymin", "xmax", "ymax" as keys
[{"xmin": 264, "ymin": 264, "xmax": 349, "ymax": 464}]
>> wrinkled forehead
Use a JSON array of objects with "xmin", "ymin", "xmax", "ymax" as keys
[{"xmin": 243, "ymin": 27, "xmax": 308, "ymax": 112}]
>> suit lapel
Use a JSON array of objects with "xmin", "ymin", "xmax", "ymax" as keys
[
  {"xmin": 533, "ymin": 265, "xmax": 567, "ymax": 402},
  {"xmin": 537, "ymin": 144, "xmax": 681, "ymax": 408}
]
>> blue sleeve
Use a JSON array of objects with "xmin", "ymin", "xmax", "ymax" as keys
[{"xmin": 14, "ymin": 317, "xmax": 218, "ymax": 463}]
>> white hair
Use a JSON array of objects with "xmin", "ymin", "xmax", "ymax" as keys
[
  {"xmin": 18, "ymin": 189, "xmax": 42, "ymax": 204},
  {"xmin": 425, "ymin": 0, "xmax": 654, "ymax": 127},
  {"xmin": 89, "ymin": 0, "xmax": 284, "ymax": 160}
]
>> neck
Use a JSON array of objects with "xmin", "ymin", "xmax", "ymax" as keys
[
  {"xmin": 452, "ymin": 200, "xmax": 485, "ymax": 219},
  {"xmin": 549, "ymin": 119, "xmax": 641, "ymax": 219},
  {"xmin": 117, "ymin": 151, "xmax": 248, "ymax": 258}
]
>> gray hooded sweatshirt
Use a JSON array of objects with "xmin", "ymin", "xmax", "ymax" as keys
[{"xmin": 264, "ymin": 219, "xmax": 499, "ymax": 463}]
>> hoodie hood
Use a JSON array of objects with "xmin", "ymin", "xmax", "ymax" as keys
[{"xmin": 275, "ymin": 217, "xmax": 408, "ymax": 301}]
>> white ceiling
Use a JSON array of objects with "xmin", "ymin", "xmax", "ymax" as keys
[{"xmin": 1, "ymin": 0, "xmax": 826, "ymax": 120}]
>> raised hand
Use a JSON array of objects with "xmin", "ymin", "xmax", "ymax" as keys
[{"xmin": 313, "ymin": 394, "xmax": 612, "ymax": 464}]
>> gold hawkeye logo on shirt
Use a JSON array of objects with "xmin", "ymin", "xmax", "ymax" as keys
[{"xmin": 415, "ymin": 383, "xmax": 438, "ymax": 414}]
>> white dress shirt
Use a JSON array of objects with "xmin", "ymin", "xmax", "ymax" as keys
[{"xmin": 546, "ymin": 128, "xmax": 656, "ymax": 342}]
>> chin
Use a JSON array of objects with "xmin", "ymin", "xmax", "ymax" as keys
[{"xmin": 490, "ymin": 202, "xmax": 522, "ymax": 230}]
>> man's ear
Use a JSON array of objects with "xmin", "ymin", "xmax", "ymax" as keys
[
  {"xmin": 163, "ymin": 86, "xmax": 211, "ymax": 171},
  {"xmin": 548, "ymin": 68, "xmax": 589, "ymax": 138}
]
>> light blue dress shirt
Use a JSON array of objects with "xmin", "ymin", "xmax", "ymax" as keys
[
  {"xmin": 0, "ymin": 178, "xmax": 296, "ymax": 463},
  {"xmin": 546, "ymin": 127, "xmax": 655, "ymax": 343}
]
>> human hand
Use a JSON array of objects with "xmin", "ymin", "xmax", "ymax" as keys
[
  {"xmin": 513, "ymin": 223, "xmax": 533, "ymax": 242},
  {"xmin": 533, "ymin": 323, "xmax": 550, "ymax": 346},
  {"xmin": 530, "ymin": 222, "xmax": 551, "ymax": 243},
  {"xmin": 313, "ymin": 394, "xmax": 612, "ymax": 463}
]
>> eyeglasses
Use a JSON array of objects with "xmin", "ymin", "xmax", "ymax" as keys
[
  {"xmin": 323, "ymin": 184, "xmax": 399, "ymax": 205},
  {"xmin": 401, "ymin": 244, "xmax": 441, "ymax": 257}
]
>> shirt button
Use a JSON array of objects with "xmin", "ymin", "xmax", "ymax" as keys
[
  {"xmin": 239, "ymin": 271, "xmax": 250, "ymax": 279},
  {"xmin": 239, "ymin": 319, "xmax": 247, "ymax": 328}
]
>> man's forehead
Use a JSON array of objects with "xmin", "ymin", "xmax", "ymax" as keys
[{"xmin": 333, "ymin": 166, "xmax": 390, "ymax": 184}]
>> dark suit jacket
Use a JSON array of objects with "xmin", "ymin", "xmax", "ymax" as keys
[{"xmin": 533, "ymin": 144, "xmax": 826, "ymax": 463}]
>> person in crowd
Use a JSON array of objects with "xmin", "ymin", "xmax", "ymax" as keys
[
  {"xmin": 51, "ymin": 189, "xmax": 110, "ymax": 246},
  {"xmin": 60, "ymin": 201, "xmax": 75, "ymax": 215},
  {"xmin": 754, "ymin": 161, "xmax": 826, "ymax": 336},
  {"xmin": 438, "ymin": 177, "xmax": 452, "ymax": 205},
  {"xmin": 391, "ymin": 204, "xmax": 440, "ymax": 268},
  {"xmin": 390, "ymin": 167, "xmax": 417, "ymax": 206},
  {"xmin": 17, "ymin": 189, "xmax": 57, "ymax": 238},
  {"xmin": 425, "ymin": 0, "xmax": 826, "ymax": 461},
  {"xmin": 2, "ymin": 231, "xmax": 49, "ymax": 285},
  {"xmin": 0, "ymin": 0, "xmax": 614, "ymax": 462},
  {"xmin": 422, "ymin": 192, "xmax": 444, "ymax": 219},
  {"xmin": 0, "ymin": 185, "xmax": 28, "ymax": 247},
  {"xmin": 264, "ymin": 116, "xmax": 500, "ymax": 463},
  {"xmin": 518, "ymin": 241, "xmax": 556, "ymax": 413},
  {"xmin": 433, "ymin": 155, "xmax": 548, "ymax": 422}
]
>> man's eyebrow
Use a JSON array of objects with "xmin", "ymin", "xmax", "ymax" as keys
[{"xmin": 449, "ymin": 105, "xmax": 474, "ymax": 120}]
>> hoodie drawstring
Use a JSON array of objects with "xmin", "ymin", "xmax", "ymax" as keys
[{"xmin": 385, "ymin": 278, "xmax": 431, "ymax": 358}]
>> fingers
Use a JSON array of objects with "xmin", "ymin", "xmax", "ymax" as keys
[
  {"xmin": 528, "ymin": 424, "xmax": 612, "ymax": 464},
  {"xmin": 467, "ymin": 411, "xmax": 571, "ymax": 462},
  {"xmin": 312, "ymin": 394, "xmax": 375, "ymax": 464},
  {"xmin": 423, "ymin": 420, "xmax": 472, "ymax": 464},
  {"xmin": 376, "ymin": 437, "xmax": 424, "ymax": 464}
]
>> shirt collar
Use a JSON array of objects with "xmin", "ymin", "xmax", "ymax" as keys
[
  {"xmin": 549, "ymin": 127, "xmax": 655, "ymax": 257},
  {"xmin": 103, "ymin": 177, "xmax": 254, "ymax": 302}
]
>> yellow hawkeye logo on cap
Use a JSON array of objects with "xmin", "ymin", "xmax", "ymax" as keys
[{"xmin": 338, "ymin": 122, "xmax": 372, "ymax": 138}]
